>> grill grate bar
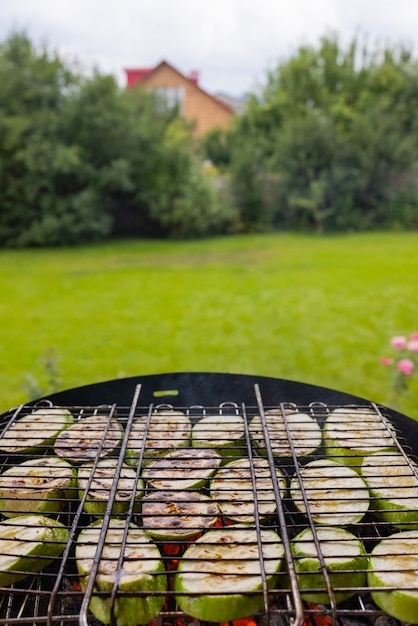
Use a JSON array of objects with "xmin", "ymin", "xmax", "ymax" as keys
[{"xmin": 254, "ymin": 385, "xmax": 305, "ymax": 626}]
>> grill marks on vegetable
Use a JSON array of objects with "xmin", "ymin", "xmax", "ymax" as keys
[{"xmin": 1, "ymin": 400, "xmax": 418, "ymax": 625}]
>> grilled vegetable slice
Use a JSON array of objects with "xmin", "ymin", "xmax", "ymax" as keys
[
  {"xmin": 290, "ymin": 526, "xmax": 367, "ymax": 604},
  {"xmin": 54, "ymin": 415, "xmax": 123, "ymax": 464},
  {"xmin": 290, "ymin": 459, "xmax": 370, "ymax": 525},
  {"xmin": 324, "ymin": 407, "xmax": 395, "ymax": 470},
  {"xmin": 76, "ymin": 519, "xmax": 166, "ymax": 626},
  {"xmin": 0, "ymin": 514, "xmax": 69, "ymax": 586},
  {"xmin": 0, "ymin": 407, "xmax": 73, "ymax": 454},
  {"xmin": 368, "ymin": 529, "xmax": 418, "ymax": 623},
  {"xmin": 174, "ymin": 525, "xmax": 284, "ymax": 622},
  {"xmin": 249, "ymin": 409, "xmax": 322, "ymax": 460},
  {"xmin": 210, "ymin": 457, "xmax": 286, "ymax": 523},
  {"xmin": 142, "ymin": 448, "xmax": 222, "ymax": 491},
  {"xmin": 361, "ymin": 452, "xmax": 418, "ymax": 529},
  {"xmin": 78, "ymin": 458, "xmax": 144, "ymax": 517},
  {"xmin": 142, "ymin": 491, "xmax": 219, "ymax": 540},
  {"xmin": 192, "ymin": 414, "xmax": 245, "ymax": 460},
  {"xmin": 0, "ymin": 456, "xmax": 76, "ymax": 517},
  {"xmin": 125, "ymin": 409, "xmax": 191, "ymax": 467}
]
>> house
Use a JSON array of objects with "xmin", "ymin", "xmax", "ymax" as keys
[{"xmin": 124, "ymin": 61, "xmax": 235, "ymax": 137}]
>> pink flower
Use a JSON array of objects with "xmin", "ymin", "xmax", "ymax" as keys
[
  {"xmin": 391, "ymin": 335, "xmax": 407, "ymax": 350},
  {"xmin": 410, "ymin": 332, "xmax": 418, "ymax": 341},
  {"xmin": 407, "ymin": 339, "xmax": 418, "ymax": 352},
  {"xmin": 397, "ymin": 359, "xmax": 414, "ymax": 376},
  {"xmin": 380, "ymin": 357, "xmax": 394, "ymax": 366}
]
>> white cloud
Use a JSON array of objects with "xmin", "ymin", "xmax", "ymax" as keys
[{"xmin": 1, "ymin": 0, "xmax": 417, "ymax": 95}]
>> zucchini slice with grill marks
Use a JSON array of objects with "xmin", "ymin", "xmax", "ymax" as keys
[
  {"xmin": 142, "ymin": 490, "xmax": 219, "ymax": 541},
  {"xmin": 54, "ymin": 414, "xmax": 123, "ymax": 464},
  {"xmin": 290, "ymin": 526, "xmax": 367, "ymax": 604},
  {"xmin": 191, "ymin": 414, "xmax": 245, "ymax": 460},
  {"xmin": 0, "ymin": 514, "xmax": 69, "ymax": 587},
  {"xmin": 0, "ymin": 407, "xmax": 74, "ymax": 454},
  {"xmin": 76, "ymin": 519, "xmax": 166, "ymax": 626},
  {"xmin": 368, "ymin": 529, "xmax": 418, "ymax": 623},
  {"xmin": 249, "ymin": 409, "xmax": 322, "ymax": 460},
  {"xmin": 142, "ymin": 447, "xmax": 222, "ymax": 491},
  {"xmin": 78, "ymin": 458, "xmax": 144, "ymax": 517},
  {"xmin": 324, "ymin": 407, "xmax": 395, "ymax": 470},
  {"xmin": 361, "ymin": 452, "xmax": 418, "ymax": 529},
  {"xmin": 174, "ymin": 525, "xmax": 284, "ymax": 622},
  {"xmin": 125, "ymin": 409, "xmax": 191, "ymax": 467},
  {"xmin": 210, "ymin": 457, "xmax": 286, "ymax": 523},
  {"xmin": 0, "ymin": 456, "xmax": 76, "ymax": 517},
  {"xmin": 290, "ymin": 459, "xmax": 370, "ymax": 526}
]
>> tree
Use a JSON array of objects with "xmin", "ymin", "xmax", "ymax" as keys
[
  {"xmin": 227, "ymin": 32, "xmax": 418, "ymax": 232},
  {"xmin": 0, "ymin": 32, "xmax": 235, "ymax": 246}
]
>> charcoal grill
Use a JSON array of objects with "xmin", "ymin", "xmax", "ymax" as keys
[{"xmin": 1, "ymin": 372, "xmax": 418, "ymax": 626}]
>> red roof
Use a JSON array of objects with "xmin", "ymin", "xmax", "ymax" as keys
[{"xmin": 124, "ymin": 68, "xmax": 154, "ymax": 88}]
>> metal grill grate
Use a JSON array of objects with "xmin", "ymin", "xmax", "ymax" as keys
[{"xmin": 0, "ymin": 383, "xmax": 417, "ymax": 626}]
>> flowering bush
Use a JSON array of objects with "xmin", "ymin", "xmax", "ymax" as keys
[{"xmin": 381, "ymin": 332, "xmax": 418, "ymax": 395}]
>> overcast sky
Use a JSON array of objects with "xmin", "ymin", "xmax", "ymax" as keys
[{"xmin": 2, "ymin": 0, "xmax": 417, "ymax": 96}]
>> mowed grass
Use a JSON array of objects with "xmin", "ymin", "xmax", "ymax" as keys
[{"xmin": 1, "ymin": 232, "xmax": 418, "ymax": 418}]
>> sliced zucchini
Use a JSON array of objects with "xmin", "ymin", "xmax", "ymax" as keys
[
  {"xmin": 0, "ymin": 514, "xmax": 70, "ymax": 586},
  {"xmin": 0, "ymin": 407, "xmax": 74, "ymax": 454},
  {"xmin": 54, "ymin": 415, "xmax": 123, "ymax": 464},
  {"xmin": 290, "ymin": 459, "xmax": 370, "ymax": 526},
  {"xmin": 191, "ymin": 414, "xmax": 245, "ymax": 461},
  {"xmin": 290, "ymin": 526, "xmax": 367, "ymax": 604},
  {"xmin": 125, "ymin": 409, "xmax": 191, "ymax": 467},
  {"xmin": 142, "ymin": 491, "xmax": 219, "ymax": 541},
  {"xmin": 324, "ymin": 407, "xmax": 395, "ymax": 470},
  {"xmin": 78, "ymin": 458, "xmax": 144, "ymax": 517},
  {"xmin": 210, "ymin": 457, "xmax": 286, "ymax": 523},
  {"xmin": 174, "ymin": 525, "xmax": 284, "ymax": 622},
  {"xmin": 361, "ymin": 452, "xmax": 418, "ymax": 529},
  {"xmin": 249, "ymin": 409, "xmax": 322, "ymax": 460},
  {"xmin": 0, "ymin": 456, "xmax": 76, "ymax": 518},
  {"xmin": 142, "ymin": 448, "xmax": 222, "ymax": 491},
  {"xmin": 76, "ymin": 518, "xmax": 166, "ymax": 626},
  {"xmin": 368, "ymin": 529, "xmax": 418, "ymax": 623}
]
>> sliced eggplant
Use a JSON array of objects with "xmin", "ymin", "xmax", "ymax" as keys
[
  {"xmin": 361, "ymin": 452, "xmax": 418, "ymax": 529},
  {"xmin": 78, "ymin": 458, "xmax": 144, "ymax": 517},
  {"xmin": 142, "ymin": 448, "xmax": 222, "ymax": 491},
  {"xmin": 174, "ymin": 525, "xmax": 284, "ymax": 622},
  {"xmin": 0, "ymin": 456, "xmax": 76, "ymax": 517},
  {"xmin": 210, "ymin": 457, "xmax": 286, "ymax": 523},
  {"xmin": 0, "ymin": 514, "xmax": 69, "ymax": 586},
  {"xmin": 54, "ymin": 415, "xmax": 123, "ymax": 464},
  {"xmin": 0, "ymin": 407, "xmax": 74, "ymax": 454},
  {"xmin": 125, "ymin": 409, "xmax": 191, "ymax": 467},
  {"xmin": 142, "ymin": 491, "xmax": 219, "ymax": 540},
  {"xmin": 290, "ymin": 526, "xmax": 367, "ymax": 604},
  {"xmin": 191, "ymin": 414, "xmax": 245, "ymax": 461},
  {"xmin": 323, "ymin": 407, "xmax": 395, "ymax": 470},
  {"xmin": 368, "ymin": 529, "xmax": 418, "ymax": 623},
  {"xmin": 249, "ymin": 409, "xmax": 322, "ymax": 460},
  {"xmin": 290, "ymin": 459, "xmax": 370, "ymax": 526},
  {"xmin": 76, "ymin": 518, "xmax": 166, "ymax": 626}
]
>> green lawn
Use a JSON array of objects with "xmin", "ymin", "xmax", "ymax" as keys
[{"xmin": 1, "ymin": 232, "xmax": 418, "ymax": 418}]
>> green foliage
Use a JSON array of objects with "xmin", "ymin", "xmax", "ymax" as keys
[
  {"xmin": 2, "ymin": 30, "xmax": 418, "ymax": 244},
  {"xmin": 227, "ymin": 32, "xmax": 418, "ymax": 232},
  {"xmin": 200, "ymin": 128, "xmax": 231, "ymax": 169},
  {"xmin": 22, "ymin": 348, "xmax": 62, "ymax": 401},
  {"xmin": 0, "ymin": 31, "xmax": 229, "ymax": 246}
]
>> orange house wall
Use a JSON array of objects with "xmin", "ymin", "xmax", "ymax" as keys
[{"xmin": 140, "ymin": 65, "xmax": 233, "ymax": 137}]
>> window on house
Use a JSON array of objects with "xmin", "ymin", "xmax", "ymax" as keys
[{"xmin": 154, "ymin": 86, "xmax": 185, "ymax": 114}]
